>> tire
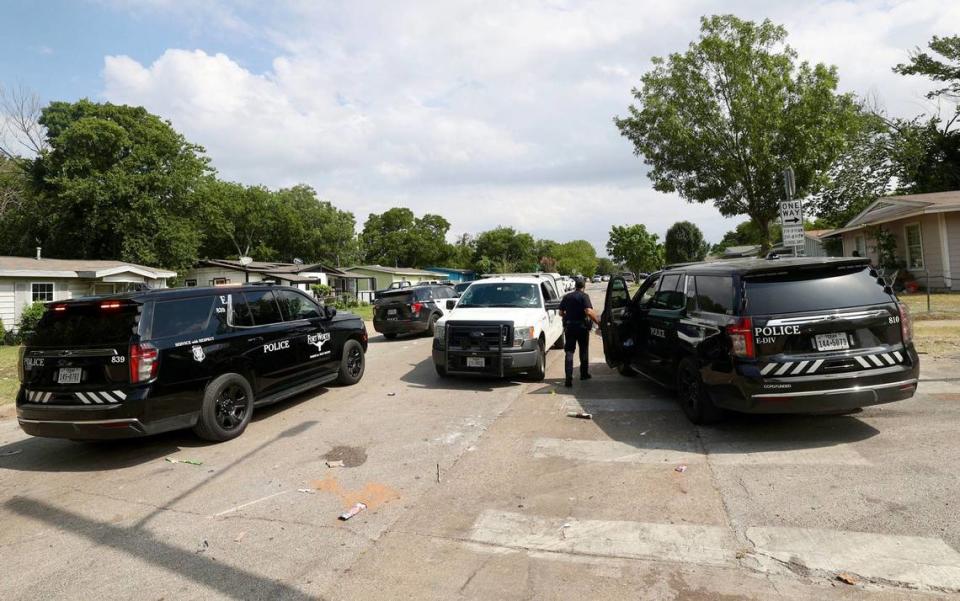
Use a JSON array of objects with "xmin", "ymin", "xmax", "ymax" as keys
[
  {"xmin": 383, "ymin": 332, "xmax": 398, "ymax": 340},
  {"xmin": 337, "ymin": 339, "xmax": 365, "ymax": 385},
  {"xmin": 435, "ymin": 363, "xmax": 448, "ymax": 378},
  {"xmin": 676, "ymin": 357, "xmax": 724, "ymax": 425},
  {"xmin": 426, "ymin": 313, "xmax": 440, "ymax": 336},
  {"xmin": 529, "ymin": 340, "xmax": 546, "ymax": 381},
  {"xmin": 193, "ymin": 373, "xmax": 254, "ymax": 442},
  {"xmin": 552, "ymin": 331, "xmax": 565, "ymax": 350}
]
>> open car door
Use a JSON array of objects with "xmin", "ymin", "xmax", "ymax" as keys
[{"xmin": 600, "ymin": 276, "xmax": 632, "ymax": 367}]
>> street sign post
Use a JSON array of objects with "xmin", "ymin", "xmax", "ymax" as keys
[{"xmin": 780, "ymin": 168, "xmax": 804, "ymax": 255}]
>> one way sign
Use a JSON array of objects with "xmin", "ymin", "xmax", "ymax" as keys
[{"xmin": 779, "ymin": 200, "xmax": 803, "ymax": 225}]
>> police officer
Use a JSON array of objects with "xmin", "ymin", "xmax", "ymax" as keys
[{"xmin": 558, "ymin": 277, "xmax": 601, "ymax": 387}]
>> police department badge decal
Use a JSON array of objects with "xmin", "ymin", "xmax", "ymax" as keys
[{"xmin": 192, "ymin": 345, "xmax": 205, "ymax": 362}]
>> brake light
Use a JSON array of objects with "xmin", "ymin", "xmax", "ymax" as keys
[
  {"xmin": 129, "ymin": 343, "xmax": 159, "ymax": 383},
  {"xmin": 100, "ymin": 301, "xmax": 122, "ymax": 310},
  {"xmin": 898, "ymin": 302, "xmax": 912, "ymax": 344},
  {"xmin": 727, "ymin": 317, "xmax": 755, "ymax": 359},
  {"xmin": 411, "ymin": 302, "xmax": 423, "ymax": 317},
  {"xmin": 53, "ymin": 304, "xmax": 67, "ymax": 312}
]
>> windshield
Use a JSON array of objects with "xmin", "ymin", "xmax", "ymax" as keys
[{"xmin": 457, "ymin": 283, "xmax": 541, "ymax": 308}]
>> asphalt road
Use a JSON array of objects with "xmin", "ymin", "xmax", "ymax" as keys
[{"xmin": 1, "ymin": 283, "xmax": 958, "ymax": 600}]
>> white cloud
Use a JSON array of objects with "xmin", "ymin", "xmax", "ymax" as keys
[{"xmin": 99, "ymin": 0, "xmax": 955, "ymax": 252}]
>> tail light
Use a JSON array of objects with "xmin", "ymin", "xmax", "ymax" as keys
[
  {"xmin": 411, "ymin": 302, "xmax": 423, "ymax": 317},
  {"xmin": 52, "ymin": 303, "xmax": 67, "ymax": 312},
  {"xmin": 726, "ymin": 317, "xmax": 755, "ymax": 359},
  {"xmin": 129, "ymin": 343, "xmax": 159, "ymax": 383},
  {"xmin": 100, "ymin": 301, "xmax": 122, "ymax": 310},
  {"xmin": 898, "ymin": 302, "xmax": 912, "ymax": 344}
]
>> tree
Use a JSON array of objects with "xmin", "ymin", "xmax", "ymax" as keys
[
  {"xmin": 3, "ymin": 100, "xmax": 211, "ymax": 272},
  {"xmin": 606, "ymin": 224, "xmax": 663, "ymax": 275},
  {"xmin": 711, "ymin": 219, "xmax": 782, "ymax": 255},
  {"xmin": 472, "ymin": 226, "xmax": 536, "ymax": 273},
  {"xmin": 554, "ymin": 240, "xmax": 597, "ymax": 276},
  {"xmin": 360, "ymin": 208, "xmax": 451, "ymax": 267},
  {"xmin": 664, "ymin": 221, "xmax": 709, "ymax": 263},
  {"xmin": 615, "ymin": 15, "xmax": 861, "ymax": 250},
  {"xmin": 448, "ymin": 233, "xmax": 476, "ymax": 269},
  {"xmin": 595, "ymin": 257, "xmax": 618, "ymax": 276},
  {"xmin": 0, "ymin": 84, "xmax": 48, "ymax": 159}
]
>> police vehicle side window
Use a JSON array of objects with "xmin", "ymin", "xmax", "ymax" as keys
[
  {"xmin": 243, "ymin": 290, "xmax": 283, "ymax": 325},
  {"xmin": 276, "ymin": 289, "xmax": 322, "ymax": 320},
  {"xmin": 684, "ymin": 276, "xmax": 698, "ymax": 312},
  {"xmin": 232, "ymin": 294, "xmax": 255, "ymax": 327},
  {"xmin": 151, "ymin": 296, "xmax": 216, "ymax": 339},
  {"xmin": 651, "ymin": 274, "xmax": 685, "ymax": 310},
  {"xmin": 636, "ymin": 274, "xmax": 660, "ymax": 308},
  {"xmin": 695, "ymin": 276, "xmax": 735, "ymax": 315},
  {"xmin": 608, "ymin": 278, "xmax": 630, "ymax": 309}
]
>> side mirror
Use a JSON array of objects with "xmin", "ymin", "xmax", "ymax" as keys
[
  {"xmin": 325, "ymin": 306, "xmax": 337, "ymax": 320},
  {"xmin": 446, "ymin": 299, "xmax": 456, "ymax": 310},
  {"xmin": 545, "ymin": 300, "xmax": 561, "ymax": 311}
]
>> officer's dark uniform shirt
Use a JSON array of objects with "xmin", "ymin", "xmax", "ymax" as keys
[{"xmin": 559, "ymin": 290, "xmax": 592, "ymax": 328}]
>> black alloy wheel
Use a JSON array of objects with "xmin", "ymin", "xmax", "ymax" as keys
[{"xmin": 215, "ymin": 383, "xmax": 249, "ymax": 431}]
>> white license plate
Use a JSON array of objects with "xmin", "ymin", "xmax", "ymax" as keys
[
  {"xmin": 57, "ymin": 367, "xmax": 82, "ymax": 384},
  {"xmin": 815, "ymin": 333, "xmax": 849, "ymax": 352},
  {"xmin": 386, "ymin": 309, "xmax": 398, "ymax": 320},
  {"xmin": 466, "ymin": 357, "xmax": 485, "ymax": 368}
]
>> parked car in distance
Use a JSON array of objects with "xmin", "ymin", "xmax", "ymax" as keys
[
  {"xmin": 620, "ymin": 272, "xmax": 636, "ymax": 283},
  {"xmin": 591, "ymin": 275, "xmax": 602, "ymax": 283},
  {"xmin": 600, "ymin": 257, "xmax": 918, "ymax": 424},
  {"xmin": 17, "ymin": 284, "xmax": 368, "ymax": 442},
  {"xmin": 433, "ymin": 275, "xmax": 564, "ymax": 380},
  {"xmin": 373, "ymin": 284, "xmax": 455, "ymax": 339},
  {"xmin": 601, "ymin": 275, "xmax": 611, "ymax": 282}
]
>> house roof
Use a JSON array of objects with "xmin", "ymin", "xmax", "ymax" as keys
[
  {"xmin": 425, "ymin": 266, "xmax": 475, "ymax": 274},
  {"xmin": 345, "ymin": 265, "xmax": 445, "ymax": 276},
  {"xmin": 0, "ymin": 256, "xmax": 176, "ymax": 279},
  {"xmin": 196, "ymin": 259, "xmax": 347, "ymax": 277},
  {"xmin": 804, "ymin": 229, "xmax": 833, "ymax": 240},
  {"xmin": 825, "ymin": 190, "xmax": 960, "ymax": 237}
]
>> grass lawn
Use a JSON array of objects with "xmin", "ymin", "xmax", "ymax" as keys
[
  {"xmin": 899, "ymin": 293, "xmax": 960, "ymax": 319},
  {"xmin": 343, "ymin": 304, "xmax": 373, "ymax": 322},
  {"xmin": 913, "ymin": 321, "xmax": 960, "ymax": 358},
  {"xmin": 0, "ymin": 346, "xmax": 20, "ymax": 406}
]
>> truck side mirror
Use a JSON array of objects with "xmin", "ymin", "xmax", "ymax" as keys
[
  {"xmin": 325, "ymin": 306, "xmax": 337, "ymax": 320},
  {"xmin": 446, "ymin": 299, "xmax": 456, "ymax": 310}
]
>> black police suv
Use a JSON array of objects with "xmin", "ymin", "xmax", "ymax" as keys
[
  {"xmin": 600, "ymin": 257, "xmax": 919, "ymax": 424},
  {"xmin": 372, "ymin": 284, "xmax": 454, "ymax": 339},
  {"xmin": 17, "ymin": 284, "xmax": 368, "ymax": 441}
]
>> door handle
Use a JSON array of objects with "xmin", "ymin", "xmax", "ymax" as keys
[{"xmin": 247, "ymin": 336, "xmax": 263, "ymax": 344}]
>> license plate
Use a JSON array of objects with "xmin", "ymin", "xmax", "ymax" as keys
[
  {"xmin": 386, "ymin": 309, "xmax": 398, "ymax": 320},
  {"xmin": 57, "ymin": 367, "xmax": 82, "ymax": 384},
  {"xmin": 815, "ymin": 333, "xmax": 849, "ymax": 352},
  {"xmin": 466, "ymin": 357, "xmax": 485, "ymax": 368}
]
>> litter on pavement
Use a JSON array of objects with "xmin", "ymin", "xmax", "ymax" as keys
[
  {"xmin": 326, "ymin": 460, "xmax": 345, "ymax": 468},
  {"xmin": 339, "ymin": 502, "xmax": 367, "ymax": 521},
  {"xmin": 566, "ymin": 412, "xmax": 592, "ymax": 420},
  {"xmin": 297, "ymin": 488, "xmax": 316, "ymax": 494},
  {"xmin": 836, "ymin": 573, "xmax": 858, "ymax": 585},
  {"xmin": 675, "ymin": 465, "xmax": 687, "ymax": 473},
  {"xmin": 0, "ymin": 449, "xmax": 23, "ymax": 457},
  {"xmin": 165, "ymin": 457, "xmax": 203, "ymax": 465}
]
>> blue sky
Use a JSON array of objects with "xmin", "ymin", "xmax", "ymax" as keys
[{"xmin": 1, "ymin": 1, "xmax": 954, "ymax": 254}]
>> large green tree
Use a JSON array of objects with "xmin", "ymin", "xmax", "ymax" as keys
[
  {"xmin": 595, "ymin": 257, "xmax": 618, "ymax": 276},
  {"xmin": 360, "ymin": 207, "xmax": 451, "ymax": 268},
  {"xmin": 664, "ymin": 221, "xmax": 709, "ymax": 263},
  {"xmin": 606, "ymin": 224, "xmax": 663, "ymax": 275},
  {"xmin": 3, "ymin": 100, "xmax": 211, "ymax": 272},
  {"xmin": 615, "ymin": 15, "xmax": 861, "ymax": 250},
  {"xmin": 554, "ymin": 239, "xmax": 597, "ymax": 276},
  {"xmin": 472, "ymin": 226, "xmax": 536, "ymax": 273}
]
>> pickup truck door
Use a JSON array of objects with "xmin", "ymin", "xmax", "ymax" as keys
[{"xmin": 540, "ymin": 281, "xmax": 563, "ymax": 345}]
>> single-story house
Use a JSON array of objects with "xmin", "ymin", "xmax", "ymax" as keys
[
  {"xmin": 802, "ymin": 229, "xmax": 835, "ymax": 258},
  {"xmin": 183, "ymin": 259, "xmax": 378, "ymax": 301},
  {"xmin": 425, "ymin": 267, "xmax": 476, "ymax": 282},
  {"xmin": 0, "ymin": 254, "xmax": 175, "ymax": 329},
  {"xmin": 823, "ymin": 190, "xmax": 960, "ymax": 290},
  {"xmin": 344, "ymin": 265, "xmax": 446, "ymax": 290}
]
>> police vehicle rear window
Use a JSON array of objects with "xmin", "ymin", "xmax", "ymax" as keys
[
  {"xmin": 692, "ymin": 276, "xmax": 736, "ymax": 315},
  {"xmin": 151, "ymin": 296, "xmax": 216, "ymax": 339},
  {"xmin": 30, "ymin": 302, "xmax": 140, "ymax": 347},
  {"xmin": 744, "ymin": 266, "xmax": 892, "ymax": 315}
]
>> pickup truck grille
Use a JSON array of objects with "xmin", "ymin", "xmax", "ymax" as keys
[{"xmin": 448, "ymin": 323, "xmax": 511, "ymax": 351}]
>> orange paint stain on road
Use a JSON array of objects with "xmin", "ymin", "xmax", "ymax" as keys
[{"xmin": 311, "ymin": 474, "xmax": 401, "ymax": 510}]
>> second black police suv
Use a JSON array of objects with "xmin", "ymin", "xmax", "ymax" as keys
[
  {"xmin": 601, "ymin": 257, "xmax": 919, "ymax": 423},
  {"xmin": 17, "ymin": 284, "xmax": 368, "ymax": 442}
]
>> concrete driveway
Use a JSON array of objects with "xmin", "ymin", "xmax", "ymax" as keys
[{"xmin": 1, "ymin": 283, "xmax": 958, "ymax": 600}]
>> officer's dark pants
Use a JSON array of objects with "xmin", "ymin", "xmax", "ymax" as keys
[{"xmin": 563, "ymin": 324, "xmax": 590, "ymax": 380}]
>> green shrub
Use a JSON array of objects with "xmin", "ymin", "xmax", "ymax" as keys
[
  {"xmin": 18, "ymin": 302, "xmax": 46, "ymax": 340},
  {"xmin": 311, "ymin": 283, "xmax": 334, "ymax": 299}
]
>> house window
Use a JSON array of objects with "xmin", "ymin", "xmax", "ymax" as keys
[
  {"xmin": 211, "ymin": 278, "xmax": 230, "ymax": 286},
  {"xmin": 31, "ymin": 282, "xmax": 54, "ymax": 302},
  {"xmin": 853, "ymin": 235, "xmax": 866, "ymax": 258},
  {"xmin": 184, "ymin": 279, "xmax": 198, "ymax": 287},
  {"xmin": 905, "ymin": 223, "xmax": 924, "ymax": 269}
]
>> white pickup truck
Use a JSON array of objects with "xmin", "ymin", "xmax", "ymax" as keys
[{"xmin": 432, "ymin": 275, "xmax": 565, "ymax": 379}]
